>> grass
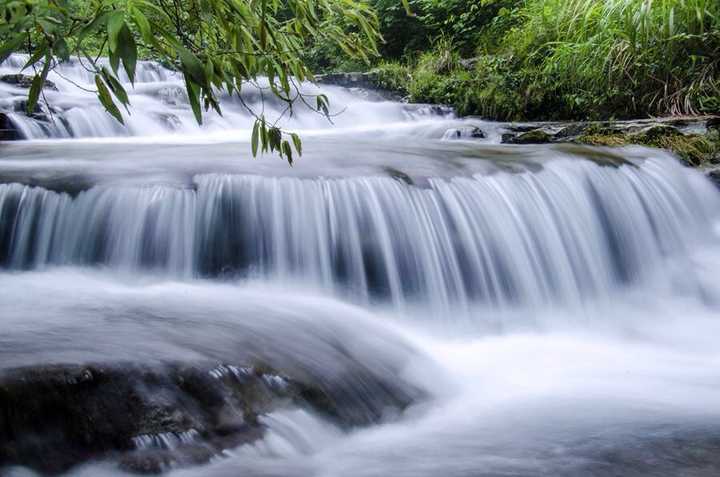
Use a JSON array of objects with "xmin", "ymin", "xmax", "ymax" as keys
[{"xmin": 371, "ymin": 0, "xmax": 720, "ymax": 121}]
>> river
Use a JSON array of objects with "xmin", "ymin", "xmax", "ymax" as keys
[{"xmin": 2, "ymin": 55, "xmax": 720, "ymax": 476}]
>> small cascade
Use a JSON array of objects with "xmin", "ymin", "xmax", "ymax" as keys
[
  {"xmin": 1, "ymin": 156, "xmax": 717, "ymax": 312},
  {"xmin": 0, "ymin": 54, "xmax": 450, "ymax": 140}
]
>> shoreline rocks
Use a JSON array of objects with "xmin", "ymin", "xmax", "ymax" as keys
[{"xmin": 497, "ymin": 116, "xmax": 720, "ymax": 169}]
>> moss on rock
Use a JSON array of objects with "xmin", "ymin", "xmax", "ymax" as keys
[{"xmin": 575, "ymin": 124, "xmax": 720, "ymax": 166}]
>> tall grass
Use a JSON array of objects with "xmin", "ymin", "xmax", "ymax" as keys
[{"xmin": 509, "ymin": 0, "xmax": 720, "ymax": 116}]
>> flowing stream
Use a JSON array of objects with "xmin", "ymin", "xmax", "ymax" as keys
[{"xmin": 3, "ymin": 55, "xmax": 720, "ymax": 476}]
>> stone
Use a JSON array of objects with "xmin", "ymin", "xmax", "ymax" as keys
[
  {"xmin": 0, "ymin": 74, "xmax": 57, "ymax": 91},
  {"xmin": 707, "ymin": 170, "xmax": 720, "ymax": 188},
  {"xmin": 442, "ymin": 126, "xmax": 486, "ymax": 140},
  {"xmin": 707, "ymin": 117, "xmax": 720, "ymax": 132},
  {"xmin": 634, "ymin": 124, "xmax": 683, "ymax": 142},
  {"xmin": 0, "ymin": 113, "xmax": 22, "ymax": 140},
  {"xmin": 504, "ymin": 129, "xmax": 553, "ymax": 144},
  {"xmin": 0, "ymin": 358, "xmax": 420, "ymax": 475},
  {"xmin": 0, "ymin": 362, "xmax": 294, "ymax": 474},
  {"xmin": 555, "ymin": 122, "xmax": 589, "ymax": 139}
]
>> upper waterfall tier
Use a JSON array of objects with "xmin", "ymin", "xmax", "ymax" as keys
[{"xmin": 0, "ymin": 54, "xmax": 450, "ymax": 140}]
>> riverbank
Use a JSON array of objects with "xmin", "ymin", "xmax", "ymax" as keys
[{"xmin": 316, "ymin": 70, "xmax": 720, "ymax": 175}]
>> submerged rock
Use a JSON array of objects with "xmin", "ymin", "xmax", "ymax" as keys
[
  {"xmin": 0, "ymin": 74, "xmax": 57, "ymax": 91},
  {"xmin": 0, "ymin": 113, "xmax": 22, "ymax": 140},
  {"xmin": 442, "ymin": 126, "xmax": 486, "ymax": 140},
  {"xmin": 157, "ymin": 86, "xmax": 187, "ymax": 106},
  {"xmin": 0, "ymin": 363, "xmax": 314, "ymax": 474},
  {"xmin": 0, "ymin": 359, "xmax": 420, "ymax": 475}
]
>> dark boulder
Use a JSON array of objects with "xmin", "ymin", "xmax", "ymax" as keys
[
  {"xmin": 707, "ymin": 117, "xmax": 720, "ymax": 132},
  {"xmin": 1, "ymin": 74, "xmax": 58, "ymax": 91},
  {"xmin": 503, "ymin": 129, "xmax": 553, "ymax": 144},
  {"xmin": 708, "ymin": 170, "xmax": 720, "ymax": 188},
  {"xmin": 0, "ymin": 362, "xmax": 296, "ymax": 474},
  {"xmin": 0, "ymin": 113, "xmax": 23, "ymax": 140},
  {"xmin": 0, "ymin": 358, "xmax": 421, "ymax": 475}
]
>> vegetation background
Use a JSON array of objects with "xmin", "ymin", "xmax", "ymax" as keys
[{"xmin": 308, "ymin": 0, "xmax": 720, "ymax": 121}]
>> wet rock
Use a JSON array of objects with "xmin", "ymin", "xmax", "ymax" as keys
[
  {"xmin": 0, "ymin": 113, "xmax": 22, "ymax": 140},
  {"xmin": 504, "ymin": 124, "xmax": 542, "ymax": 133},
  {"xmin": 707, "ymin": 170, "xmax": 720, "ymax": 188},
  {"xmin": 12, "ymin": 98, "xmax": 49, "ymax": 121},
  {"xmin": 382, "ymin": 166, "xmax": 414, "ymax": 185},
  {"xmin": 634, "ymin": 124, "xmax": 683, "ymax": 142},
  {"xmin": 0, "ymin": 362, "xmax": 296, "ymax": 474},
  {"xmin": 0, "ymin": 74, "xmax": 57, "ymax": 91},
  {"xmin": 154, "ymin": 112, "xmax": 182, "ymax": 131},
  {"xmin": 0, "ymin": 359, "xmax": 420, "ymax": 475},
  {"xmin": 504, "ymin": 129, "xmax": 553, "ymax": 144},
  {"xmin": 443, "ymin": 126, "xmax": 486, "ymax": 140},
  {"xmin": 707, "ymin": 117, "xmax": 720, "ymax": 132},
  {"xmin": 555, "ymin": 122, "xmax": 589, "ymax": 139},
  {"xmin": 157, "ymin": 86, "xmax": 187, "ymax": 106}
]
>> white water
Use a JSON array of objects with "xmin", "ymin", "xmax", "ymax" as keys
[{"xmin": 3, "ymin": 55, "xmax": 720, "ymax": 476}]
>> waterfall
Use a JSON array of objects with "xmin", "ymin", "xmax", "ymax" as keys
[
  {"xmin": 0, "ymin": 54, "xmax": 446, "ymax": 140},
  {"xmin": 4, "ymin": 53, "xmax": 720, "ymax": 477},
  {"xmin": 1, "ymin": 156, "xmax": 717, "ymax": 313}
]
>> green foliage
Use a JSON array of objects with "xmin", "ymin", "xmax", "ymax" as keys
[
  {"xmin": 507, "ymin": 0, "xmax": 720, "ymax": 118},
  {"xmin": 0, "ymin": 0, "xmax": 379, "ymax": 163},
  {"xmin": 304, "ymin": 0, "xmax": 519, "ymax": 72},
  {"xmin": 371, "ymin": 62, "xmax": 411, "ymax": 96},
  {"xmin": 373, "ymin": 0, "xmax": 720, "ymax": 121}
]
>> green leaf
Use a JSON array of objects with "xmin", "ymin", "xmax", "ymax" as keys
[
  {"xmin": 251, "ymin": 120, "xmax": 260, "ymax": 157},
  {"xmin": 290, "ymin": 132, "xmax": 302, "ymax": 156},
  {"xmin": 77, "ymin": 12, "xmax": 109, "ymax": 50},
  {"xmin": 107, "ymin": 11, "xmax": 125, "ymax": 53},
  {"xmin": 53, "ymin": 38, "xmax": 69, "ymax": 61},
  {"xmin": 109, "ymin": 50, "xmax": 120, "ymax": 74},
  {"xmin": 400, "ymin": 0, "xmax": 412, "ymax": 15},
  {"xmin": 117, "ymin": 24, "xmax": 137, "ymax": 84},
  {"xmin": 101, "ymin": 67, "xmax": 130, "ymax": 109},
  {"xmin": 184, "ymin": 74, "xmax": 203, "ymax": 125},
  {"xmin": 281, "ymin": 140, "xmax": 293, "ymax": 165},
  {"xmin": 27, "ymin": 52, "xmax": 51, "ymax": 115},
  {"xmin": 177, "ymin": 45, "xmax": 206, "ymax": 87},
  {"xmin": 0, "ymin": 34, "xmax": 25, "ymax": 65},
  {"xmin": 130, "ymin": 7, "xmax": 153, "ymax": 44},
  {"xmin": 22, "ymin": 42, "xmax": 49, "ymax": 71},
  {"xmin": 94, "ymin": 74, "xmax": 124, "ymax": 124}
]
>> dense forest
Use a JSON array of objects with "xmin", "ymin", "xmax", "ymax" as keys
[{"xmin": 309, "ymin": 0, "xmax": 720, "ymax": 121}]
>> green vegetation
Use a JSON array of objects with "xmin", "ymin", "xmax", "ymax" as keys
[
  {"xmin": 2, "ymin": 0, "xmax": 719, "ymax": 151},
  {"xmin": 0, "ymin": 0, "xmax": 380, "ymax": 162},
  {"xmin": 362, "ymin": 0, "xmax": 720, "ymax": 121}
]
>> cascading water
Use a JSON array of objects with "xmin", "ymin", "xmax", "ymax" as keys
[{"xmin": 2, "ymin": 54, "xmax": 720, "ymax": 476}]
